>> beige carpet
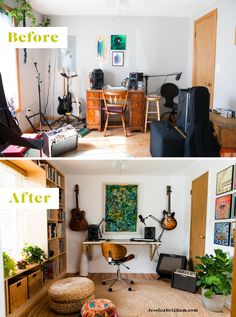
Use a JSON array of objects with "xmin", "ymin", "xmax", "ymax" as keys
[{"xmin": 28, "ymin": 279, "xmax": 230, "ymax": 317}]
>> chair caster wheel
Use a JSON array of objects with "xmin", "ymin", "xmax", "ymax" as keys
[
  {"xmin": 109, "ymin": 288, "xmax": 112, "ymax": 292},
  {"xmin": 102, "ymin": 282, "xmax": 106, "ymax": 285},
  {"xmin": 128, "ymin": 287, "xmax": 132, "ymax": 291},
  {"xmin": 130, "ymin": 281, "xmax": 134, "ymax": 284}
]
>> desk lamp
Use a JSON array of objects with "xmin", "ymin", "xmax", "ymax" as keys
[{"xmin": 144, "ymin": 72, "xmax": 182, "ymax": 95}]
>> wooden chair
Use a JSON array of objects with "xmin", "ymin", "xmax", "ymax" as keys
[
  {"xmin": 102, "ymin": 90, "xmax": 128, "ymax": 137},
  {"xmin": 101, "ymin": 243, "xmax": 135, "ymax": 292}
]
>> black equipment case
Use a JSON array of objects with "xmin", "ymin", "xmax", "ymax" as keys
[
  {"xmin": 171, "ymin": 269, "xmax": 197, "ymax": 293},
  {"xmin": 150, "ymin": 86, "xmax": 220, "ymax": 157},
  {"xmin": 150, "ymin": 121, "xmax": 185, "ymax": 157}
]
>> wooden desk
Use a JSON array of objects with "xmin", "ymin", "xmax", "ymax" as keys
[
  {"xmin": 79, "ymin": 239, "xmax": 161, "ymax": 276},
  {"xmin": 86, "ymin": 90, "xmax": 145, "ymax": 132},
  {"xmin": 210, "ymin": 112, "xmax": 236, "ymax": 148}
]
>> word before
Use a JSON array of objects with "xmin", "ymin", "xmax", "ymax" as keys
[{"xmin": 8, "ymin": 31, "xmax": 58, "ymax": 43}]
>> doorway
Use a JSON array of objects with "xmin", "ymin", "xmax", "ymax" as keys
[
  {"xmin": 189, "ymin": 172, "xmax": 208, "ymax": 270},
  {"xmin": 192, "ymin": 9, "xmax": 218, "ymax": 109}
]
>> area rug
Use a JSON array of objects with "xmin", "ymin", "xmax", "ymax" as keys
[{"xmin": 27, "ymin": 279, "xmax": 230, "ymax": 317}]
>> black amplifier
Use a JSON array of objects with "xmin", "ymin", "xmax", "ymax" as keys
[{"xmin": 171, "ymin": 269, "xmax": 197, "ymax": 293}]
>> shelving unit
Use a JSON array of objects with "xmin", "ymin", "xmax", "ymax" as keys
[{"xmin": 40, "ymin": 161, "xmax": 67, "ymax": 283}]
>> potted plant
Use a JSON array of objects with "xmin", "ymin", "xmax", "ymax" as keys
[
  {"xmin": 22, "ymin": 244, "xmax": 47, "ymax": 264},
  {"xmin": 3, "ymin": 252, "xmax": 17, "ymax": 278},
  {"xmin": 195, "ymin": 249, "xmax": 233, "ymax": 312}
]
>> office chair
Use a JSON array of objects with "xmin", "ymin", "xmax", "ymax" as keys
[
  {"xmin": 102, "ymin": 89, "xmax": 128, "ymax": 137},
  {"xmin": 160, "ymin": 83, "xmax": 179, "ymax": 122},
  {"xmin": 101, "ymin": 243, "xmax": 135, "ymax": 292}
]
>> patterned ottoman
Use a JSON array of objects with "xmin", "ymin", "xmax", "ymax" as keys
[
  {"xmin": 81, "ymin": 298, "xmax": 118, "ymax": 317},
  {"xmin": 48, "ymin": 277, "xmax": 95, "ymax": 314}
]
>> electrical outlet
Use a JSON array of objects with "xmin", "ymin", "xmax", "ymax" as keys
[{"xmin": 26, "ymin": 108, "xmax": 31, "ymax": 116}]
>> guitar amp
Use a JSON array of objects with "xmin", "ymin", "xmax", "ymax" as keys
[{"xmin": 171, "ymin": 269, "xmax": 197, "ymax": 293}]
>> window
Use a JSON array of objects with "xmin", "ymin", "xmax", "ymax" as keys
[
  {"xmin": 0, "ymin": 9, "xmax": 21, "ymax": 112},
  {"xmin": 0, "ymin": 163, "xmax": 30, "ymax": 260}
]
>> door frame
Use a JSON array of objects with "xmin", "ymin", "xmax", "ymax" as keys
[{"xmin": 192, "ymin": 9, "xmax": 218, "ymax": 109}]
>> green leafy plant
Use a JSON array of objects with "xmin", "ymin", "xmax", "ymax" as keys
[
  {"xmin": 195, "ymin": 249, "xmax": 233, "ymax": 299},
  {"xmin": 3, "ymin": 252, "xmax": 17, "ymax": 278},
  {"xmin": 22, "ymin": 244, "xmax": 47, "ymax": 264}
]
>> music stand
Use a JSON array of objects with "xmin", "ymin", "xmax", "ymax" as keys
[{"xmin": 25, "ymin": 62, "xmax": 52, "ymax": 133}]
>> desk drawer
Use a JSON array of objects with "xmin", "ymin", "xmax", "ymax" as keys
[
  {"xmin": 87, "ymin": 91, "xmax": 102, "ymax": 99},
  {"xmin": 129, "ymin": 92, "xmax": 144, "ymax": 100},
  {"xmin": 87, "ymin": 109, "xmax": 101, "ymax": 124},
  {"xmin": 28, "ymin": 270, "xmax": 42, "ymax": 298},
  {"xmin": 9, "ymin": 277, "xmax": 28, "ymax": 313},
  {"xmin": 87, "ymin": 100, "xmax": 100, "ymax": 109},
  {"xmin": 130, "ymin": 113, "xmax": 144, "ymax": 127},
  {"xmin": 130, "ymin": 100, "xmax": 144, "ymax": 109}
]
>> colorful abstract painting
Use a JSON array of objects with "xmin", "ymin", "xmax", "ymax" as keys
[
  {"xmin": 214, "ymin": 222, "xmax": 230, "ymax": 246},
  {"xmin": 111, "ymin": 35, "xmax": 126, "ymax": 50},
  {"xmin": 104, "ymin": 184, "xmax": 138, "ymax": 232},
  {"xmin": 112, "ymin": 51, "xmax": 124, "ymax": 66},
  {"xmin": 215, "ymin": 194, "xmax": 232, "ymax": 219},
  {"xmin": 97, "ymin": 36, "xmax": 108, "ymax": 64},
  {"xmin": 216, "ymin": 165, "xmax": 234, "ymax": 195},
  {"xmin": 231, "ymin": 222, "xmax": 236, "ymax": 247}
]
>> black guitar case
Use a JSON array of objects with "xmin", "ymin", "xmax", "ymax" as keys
[{"xmin": 178, "ymin": 87, "xmax": 220, "ymax": 157}]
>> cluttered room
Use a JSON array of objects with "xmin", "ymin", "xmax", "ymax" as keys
[
  {"xmin": 0, "ymin": 0, "xmax": 235, "ymax": 158},
  {"xmin": 0, "ymin": 158, "xmax": 235, "ymax": 316}
]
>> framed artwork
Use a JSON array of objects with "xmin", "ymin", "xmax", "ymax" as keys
[
  {"xmin": 230, "ymin": 222, "xmax": 236, "ymax": 247},
  {"xmin": 215, "ymin": 194, "xmax": 232, "ymax": 219},
  {"xmin": 111, "ymin": 35, "xmax": 126, "ymax": 50},
  {"xmin": 214, "ymin": 222, "xmax": 231, "ymax": 246},
  {"xmin": 96, "ymin": 36, "xmax": 108, "ymax": 64},
  {"xmin": 112, "ymin": 51, "xmax": 124, "ymax": 67},
  {"xmin": 104, "ymin": 184, "xmax": 138, "ymax": 232},
  {"xmin": 232, "ymin": 193, "xmax": 236, "ymax": 218},
  {"xmin": 234, "ymin": 164, "xmax": 236, "ymax": 189},
  {"xmin": 216, "ymin": 165, "xmax": 234, "ymax": 195}
]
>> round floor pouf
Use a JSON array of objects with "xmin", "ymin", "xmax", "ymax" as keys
[
  {"xmin": 81, "ymin": 298, "xmax": 118, "ymax": 317},
  {"xmin": 48, "ymin": 277, "xmax": 95, "ymax": 314}
]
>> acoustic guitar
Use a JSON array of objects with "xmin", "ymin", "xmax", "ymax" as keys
[
  {"xmin": 69, "ymin": 184, "xmax": 88, "ymax": 231},
  {"xmin": 160, "ymin": 186, "xmax": 177, "ymax": 230}
]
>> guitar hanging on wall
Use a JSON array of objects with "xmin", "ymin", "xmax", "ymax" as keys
[
  {"xmin": 160, "ymin": 185, "xmax": 177, "ymax": 230},
  {"xmin": 69, "ymin": 184, "xmax": 88, "ymax": 231}
]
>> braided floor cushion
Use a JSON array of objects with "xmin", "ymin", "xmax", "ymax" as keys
[
  {"xmin": 48, "ymin": 277, "xmax": 95, "ymax": 314},
  {"xmin": 81, "ymin": 298, "xmax": 118, "ymax": 317}
]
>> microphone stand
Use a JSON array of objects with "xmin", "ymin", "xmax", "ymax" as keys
[
  {"xmin": 25, "ymin": 62, "xmax": 52, "ymax": 133},
  {"xmin": 144, "ymin": 72, "xmax": 182, "ymax": 95}
]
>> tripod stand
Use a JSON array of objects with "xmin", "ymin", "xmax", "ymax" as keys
[
  {"xmin": 56, "ymin": 73, "xmax": 82, "ymax": 127},
  {"xmin": 26, "ymin": 62, "xmax": 52, "ymax": 133}
]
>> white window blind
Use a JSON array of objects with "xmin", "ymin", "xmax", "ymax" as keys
[{"xmin": 0, "ymin": 163, "xmax": 30, "ymax": 260}]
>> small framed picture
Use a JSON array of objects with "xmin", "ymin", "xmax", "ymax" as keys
[
  {"xmin": 111, "ymin": 35, "xmax": 126, "ymax": 50},
  {"xmin": 230, "ymin": 222, "xmax": 236, "ymax": 247},
  {"xmin": 112, "ymin": 51, "xmax": 124, "ymax": 67},
  {"xmin": 216, "ymin": 165, "xmax": 234, "ymax": 195},
  {"xmin": 215, "ymin": 194, "xmax": 232, "ymax": 219},
  {"xmin": 214, "ymin": 222, "xmax": 230, "ymax": 246},
  {"xmin": 231, "ymin": 193, "xmax": 236, "ymax": 218},
  {"xmin": 234, "ymin": 164, "xmax": 236, "ymax": 189}
]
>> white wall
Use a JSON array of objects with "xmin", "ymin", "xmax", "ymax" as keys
[
  {"xmin": 188, "ymin": 0, "xmax": 236, "ymax": 110},
  {"xmin": 44, "ymin": 15, "xmax": 189, "ymax": 118},
  {"xmin": 65, "ymin": 174, "xmax": 187, "ymax": 273}
]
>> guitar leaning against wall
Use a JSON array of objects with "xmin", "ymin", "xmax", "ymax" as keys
[{"xmin": 69, "ymin": 184, "xmax": 88, "ymax": 231}]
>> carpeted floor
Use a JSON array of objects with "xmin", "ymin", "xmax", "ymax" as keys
[{"xmin": 27, "ymin": 279, "xmax": 230, "ymax": 317}]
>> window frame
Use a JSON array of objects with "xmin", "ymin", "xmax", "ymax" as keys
[{"xmin": 0, "ymin": 4, "xmax": 21, "ymax": 113}]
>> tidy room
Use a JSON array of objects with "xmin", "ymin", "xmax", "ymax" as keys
[
  {"xmin": 0, "ymin": 0, "xmax": 235, "ymax": 158},
  {"xmin": 0, "ymin": 158, "xmax": 235, "ymax": 316}
]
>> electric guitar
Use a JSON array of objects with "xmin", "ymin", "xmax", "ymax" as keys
[
  {"xmin": 69, "ymin": 185, "xmax": 88, "ymax": 231},
  {"xmin": 160, "ymin": 186, "xmax": 177, "ymax": 230}
]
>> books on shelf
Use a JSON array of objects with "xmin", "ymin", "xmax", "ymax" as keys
[
  {"xmin": 43, "ymin": 260, "xmax": 58, "ymax": 280},
  {"xmin": 58, "ymin": 240, "xmax": 64, "ymax": 254},
  {"xmin": 46, "ymin": 165, "xmax": 62, "ymax": 187},
  {"xmin": 58, "ymin": 209, "xmax": 65, "ymax": 221},
  {"xmin": 48, "ymin": 223, "xmax": 57, "ymax": 239},
  {"xmin": 58, "ymin": 223, "xmax": 65, "ymax": 238}
]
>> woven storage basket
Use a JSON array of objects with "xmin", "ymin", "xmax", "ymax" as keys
[
  {"xmin": 81, "ymin": 298, "xmax": 118, "ymax": 317},
  {"xmin": 48, "ymin": 277, "xmax": 95, "ymax": 314}
]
